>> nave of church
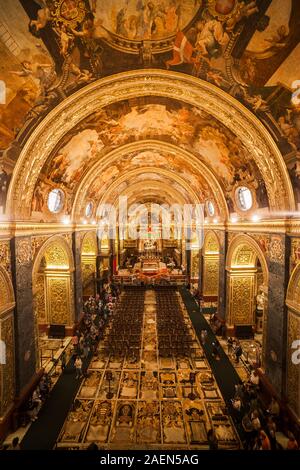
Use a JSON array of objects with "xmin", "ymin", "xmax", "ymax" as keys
[{"xmin": 0, "ymin": 0, "xmax": 300, "ymax": 459}]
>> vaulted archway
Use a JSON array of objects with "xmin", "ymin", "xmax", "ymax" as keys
[
  {"xmin": 286, "ymin": 264, "xmax": 300, "ymax": 419},
  {"xmin": 32, "ymin": 236, "xmax": 75, "ymax": 366},
  {"xmin": 226, "ymin": 234, "xmax": 269, "ymax": 366}
]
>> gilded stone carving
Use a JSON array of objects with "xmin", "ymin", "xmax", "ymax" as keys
[
  {"xmin": 203, "ymin": 257, "xmax": 219, "ymax": 297},
  {"xmin": 33, "ymin": 273, "xmax": 46, "ymax": 323},
  {"xmin": 191, "ymin": 252, "xmax": 199, "ymax": 279},
  {"xmin": 287, "ymin": 264, "xmax": 300, "ymax": 314},
  {"xmin": 228, "ymin": 273, "xmax": 256, "ymax": 325},
  {"xmin": 45, "ymin": 243, "xmax": 69, "ymax": 267},
  {"xmin": 291, "ymin": 239, "xmax": 300, "ymax": 273},
  {"xmin": 269, "ymin": 236, "xmax": 284, "ymax": 264},
  {"xmin": 63, "ymin": 233, "xmax": 73, "ymax": 246},
  {"xmin": 0, "ymin": 314, "xmax": 15, "ymax": 417},
  {"xmin": 0, "ymin": 273, "xmax": 10, "ymax": 309},
  {"xmin": 287, "ymin": 311, "xmax": 300, "ymax": 418},
  {"xmin": 31, "ymin": 236, "xmax": 50, "ymax": 261},
  {"xmin": 205, "ymin": 233, "xmax": 219, "ymax": 253},
  {"xmin": 0, "ymin": 240, "xmax": 11, "ymax": 273},
  {"xmin": 47, "ymin": 277, "xmax": 70, "ymax": 325},
  {"xmin": 82, "ymin": 262, "xmax": 96, "ymax": 297},
  {"xmin": 82, "ymin": 233, "xmax": 97, "ymax": 256},
  {"xmin": 16, "ymin": 239, "xmax": 32, "ymax": 265},
  {"xmin": 235, "ymin": 247, "xmax": 253, "ymax": 266},
  {"xmin": 251, "ymin": 234, "xmax": 270, "ymax": 257}
]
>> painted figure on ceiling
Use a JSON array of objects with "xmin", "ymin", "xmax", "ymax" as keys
[{"xmin": 0, "ymin": 165, "xmax": 10, "ymax": 213}]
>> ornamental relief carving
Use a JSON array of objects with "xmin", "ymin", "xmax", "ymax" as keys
[
  {"xmin": 82, "ymin": 234, "xmax": 97, "ymax": 256},
  {"xmin": 0, "ymin": 272, "xmax": 10, "ymax": 310},
  {"xmin": 16, "ymin": 239, "xmax": 32, "ymax": 265},
  {"xmin": 47, "ymin": 278, "xmax": 69, "ymax": 325},
  {"xmin": 191, "ymin": 252, "xmax": 199, "ymax": 279},
  {"xmin": 33, "ymin": 273, "xmax": 46, "ymax": 323},
  {"xmin": 290, "ymin": 239, "xmax": 300, "ymax": 274},
  {"xmin": 235, "ymin": 248, "xmax": 253, "ymax": 266},
  {"xmin": 31, "ymin": 236, "xmax": 50, "ymax": 261},
  {"xmin": 287, "ymin": 312, "xmax": 300, "ymax": 417},
  {"xmin": 62, "ymin": 233, "xmax": 72, "ymax": 246},
  {"xmin": 269, "ymin": 236, "xmax": 284, "ymax": 264},
  {"xmin": 203, "ymin": 258, "xmax": 219, "ymax": 297},
  {"xmin": 45, "ymin": 244, "xmax": 69, "ymax": 268},
  {"xmin": 8, "ymin": 72, "xmax": 294, "ymax": 218},
  {"xmin": 205, "ymin": 235, "xmax": 219, "ymax": 253},
  {"xmin": 0, "ymin": 314, "xmax": 15, "ymax": 416},
  {"xmin": 251, "ymin": 234, "xmax": 270, "ymax": 257},
  {"xmin": 230, "ymin": 276, "xmax": 254, "ymax": 325},
  {"xmin": 82, "ymin": 263, "xmax": 96, "ymax": 284},
  {"xmin": 0, "ymin": 240, "xmax": 11, "ymax": 273}
]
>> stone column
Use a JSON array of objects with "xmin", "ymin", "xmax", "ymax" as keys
[
  {"xmin": 265, "ymin": 234, "xmax": 290, "ymax": 397},
  {"xmin": 218, "ymin": 230, "xmax": 227, "ymax": 320},
  {"xmin": 286, "ymin": 307, "xmax": 300, "ymax": 419},
  {"xmin": 72, "ymin": 231, "xmax": 83, "ymax": 321},
  {"xmin": 11, "ymin": 236, "xmax": 36, "ymax": 393}
]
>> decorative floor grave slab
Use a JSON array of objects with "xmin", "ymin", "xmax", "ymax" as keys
[
  {"xmin": 85, "ymin": 400, "xmax": 115, "ymax": 443},
  {"xmin": 57, "ymin": 288, "xmax": 239, "ymax": 450}
]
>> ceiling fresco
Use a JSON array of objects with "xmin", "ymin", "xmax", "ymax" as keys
[
  {"xmin": 0, "ymin": 0, "xmax": 299, "ymax": 218},
  {"xmin": 30, "ymin": 96, "xmax": 268, "ymax": 220},
  {"xmin": 93, "ymin": 0, "xmax": 200, "ymax": 41}
]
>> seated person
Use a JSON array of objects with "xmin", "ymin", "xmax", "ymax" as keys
[
  {"xmin": 267, "ymin": 397, "xmax": 280, "ymax": 419},
  {"xmin": 249, "ymin": 369, "xmax": 260, "ymax": 387}
]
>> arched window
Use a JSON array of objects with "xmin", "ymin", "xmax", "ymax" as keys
[
  {"xmin": 47, "ymin": 189, "xmax": 64, "ymax": 213},
  {"xmin": 206, "ymin": 200, "xmax": 215, "ymax": 217},
  {"xmin": 85, "ymin": 202, "xmax": 94, "ymax": 218},
  {"xmin": 236, "ymin": 186, "xmax": 253, "ymax": 211}
]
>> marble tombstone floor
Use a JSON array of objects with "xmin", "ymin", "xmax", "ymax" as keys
[{"xmin": 56, "ymin": 290, "xmax": 240, "ymax": 450}]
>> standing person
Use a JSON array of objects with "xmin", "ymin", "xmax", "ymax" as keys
[
  {"xmin": 207, "ymin": 428, "xmax": 218, "ymax": 450},
  {"xmin": 235, "ymin": 341, "xmax": 243, "ymax": 363},
  {"xmin": 227, "ymin": 337, "xmax": 234, "ymax": 355},
  {"xmin": 83, "ymin": 339, "xmax": 90, "ymax": 359},
  {"xmin": 72, "ymin": 333, "xmax": 79, "ymax": 354},
  {"xmin": 60, "ymin": 350, "xmax": 66, "ymax": 372},
  {"xmin": 200, "ymin": 329, "xmax": 207, "ymax": 346},
  {"xmin": 75, "ymin": 356, "xmax": 83, "ymax": 379}
]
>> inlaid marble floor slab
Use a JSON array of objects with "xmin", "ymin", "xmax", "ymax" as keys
[{"xmin": 57, "ymin": 289, "xmax": 239, "ymax": 450}]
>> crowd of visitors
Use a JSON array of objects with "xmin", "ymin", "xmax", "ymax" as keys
[
  {"xmin": 14, "ymin": 283, "xmax": 120, "ymax": 440},
  {"xmin": 71, "ymin": 282, "xmax": 120, "ymax": 377},
  {"xmin": 191, "ymin": 285, "xmax": 299, "ymax": 451},
  {"xmin": 230, "ymin": 371, "xmax": 299, "ymax": 450}
]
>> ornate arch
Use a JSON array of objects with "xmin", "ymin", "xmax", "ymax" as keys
[
  {"xmin": 0, "ymin": 267, "xmax": 15, "ymax": 316},
  {"xmin": 286, "ymin": 263, "xmax": 300, "ymax": 419},
  {"xmin": 72, "ymin": 140, "xmax": 229, "ymax": 220},
  {"xmin": 7, "ymin": 70, "xmax": 295, "ymax": 219},
  {"xmin": 32, "ymin": 235, "xmax": 75, "ymax": 275},
  {"xmin": 226, "ymin": 233, "xmax": 269, "ymax": 282},
  {"xmin": 32, "ymin": 235, "xmax": 75, "ymax": 329},
  {"xmin": 286, "ymin": 263, "xmax": 300, "ymax": 313},
  {"xmin": 202, "ymin": 230, "xmax": 220, "ymax": 298},
  {"xmin": 204, "ymin": 231, "xmax": 220, "ymax": 254},
  {"xmin": 81, "ymin": 231, "xmax": 98, "ymax": 256}
]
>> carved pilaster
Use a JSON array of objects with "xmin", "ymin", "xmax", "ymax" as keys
[
  {"xmin": 11, "ymin": 236, "xmax": 36, "ymax": 392},
  {"xmin": 265, "ymin": 234, "xmax": 290, "ymax": 397}
]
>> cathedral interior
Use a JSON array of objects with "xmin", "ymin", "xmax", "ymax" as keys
[{"xmin": 0, "ymin": 0, "xmax": 300, "ymax": 454}]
